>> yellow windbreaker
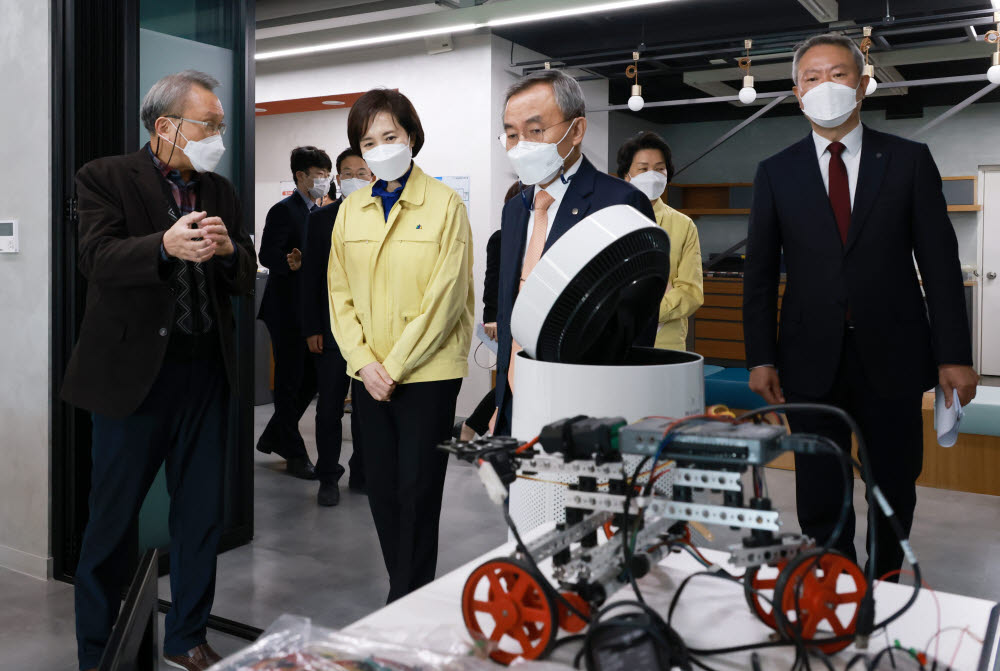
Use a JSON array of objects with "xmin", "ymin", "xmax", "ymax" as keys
[
  {"xmin": 327, "ymin": 163, "xmax": 474, "ymax": 383},
  {"xmin": 653, "ymin": 198, "xmax": 704, "ymax": 351}
]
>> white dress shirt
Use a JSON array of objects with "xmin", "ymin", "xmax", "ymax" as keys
[
  {"xmin": 812, "ymin": 123, "xmax": 863, "ymax": 208},
  {"xmin": 522, "ymin": 155, "xmax": 583, "ymax": 267}
]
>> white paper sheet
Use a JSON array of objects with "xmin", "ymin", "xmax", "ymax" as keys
[{"xmin": 934, "ymin": 385, "xmax": 965, "ymax": 447}]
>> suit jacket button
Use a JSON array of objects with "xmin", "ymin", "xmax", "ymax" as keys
[{"xmin": 158, "ymin": 327, "xmax": 168, "ymax": 337}]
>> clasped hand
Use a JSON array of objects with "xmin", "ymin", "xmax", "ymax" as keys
[
  {"xmin": 162, "ymin": 211, "xmax": 234, "ymax": 262},
  {"xmin": 359, "ymin": 362, "xmax": 396, "ymax": 401}
]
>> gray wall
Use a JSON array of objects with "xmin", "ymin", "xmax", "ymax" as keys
[
  {"xmin": 0, "ymin": 0, "xmax": 52, "ymax": 578},
  {"xmin": 608, "ymin": 101, "xmax": 1000, "ymax": 266}
]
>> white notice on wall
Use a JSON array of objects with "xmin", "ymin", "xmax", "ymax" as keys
[
  {"xmin": 278, "ymin": 180, "xmax": 296, "ymax": 202},
  {"xmin": 435, "ymin": 176, "xmax": 471, "ymax": 213}
]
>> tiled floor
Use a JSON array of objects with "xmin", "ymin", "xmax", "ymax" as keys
[{"xmin": 1, "ymin": 403, "xmax": 998, "ymax": 670}]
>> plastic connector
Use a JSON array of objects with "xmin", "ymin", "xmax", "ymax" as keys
[
  {"xmin": 854, "ymin": 592, "xmax": 877, "ymax": 649},
  {"xmin": 539, "ymin": 416, "xmax": 626, "ymax": 462}
]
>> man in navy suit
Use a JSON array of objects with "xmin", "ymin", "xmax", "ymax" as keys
[
  {"xmin": 743, "ymin": 34, "xmax": 978, "ymax": 576},
  {"xmin": 300, "ymin": 148, "xmax": 373, "ymax": 505},
  {"xmin": 493, "ymin": 70, "xmax": 656, "ymax": 436},
  {"xmin": 257, "ymin": 146, "xmax": 332, "ymax": 479}
]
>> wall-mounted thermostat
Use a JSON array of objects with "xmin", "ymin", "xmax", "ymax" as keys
[{"xmin": 0, "ymin": 220, "xmax": 18, "ymax": 253}]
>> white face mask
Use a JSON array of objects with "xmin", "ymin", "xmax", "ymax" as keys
[
  {"xmin": 339, "ymin": 177, "xmax": 370, "ymax": 198},
  {"xmin": 629, "ymin": 170, "xmax": 668, "ymax": 201},
  {"xmin": 800, "ymin": 81, "xmax": 861, "ymax": 129},
  {"xmin": 505, "ymin": 119, "xmax": 578, "ymax": 186},
  {"xmin": 307, "ymin": 176, "xmax": 330, "ymax": 200},
  {"xmin": 362, "ymin": 143, "xmax": 412, "ymax": 182},
  {"xmin": 160, "ymin": 120, "xmax": 226, "ymax": 173}
]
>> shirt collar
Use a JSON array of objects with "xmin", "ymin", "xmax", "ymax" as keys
[
  {"xmin": 148, "ymin": 144, "xmax": 197, "ymax": 187},
  {"xmin": 538, "ymin": 153, "xmax": 583, "ymax": 203},
  {"xmin": 371, "ymin": 163, "xmax": 414, "ymax": 198},
  {"xmin": 297, "ymin": 188, "xmax": 317, "ymax": 211},
  {"xmin": 812, "ymin": 123, "xmax": 863, "ymax": 161}
]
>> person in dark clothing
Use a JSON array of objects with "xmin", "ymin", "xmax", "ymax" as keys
[
  {"xmin": 301, "ymin": 148, "xmax": 374, "ymax": 505},
  {"xmin": 457, "ymin": 181, "xmax": 523, "ymax": 440},
  {"xmin": 257, "ymin": 146, "xmax": 333, "ymax": 479}
]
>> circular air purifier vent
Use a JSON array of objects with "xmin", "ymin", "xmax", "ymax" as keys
[{"xmin": 511, "ymin": 204, "xmax": 669, "ymax": 363}]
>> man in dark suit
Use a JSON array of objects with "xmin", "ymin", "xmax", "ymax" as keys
[
  {"xmin": 494, "ymin": 70, "xmax": 656, "ymax": 435},
  {"xmin": 301, "ymin": 148, "xmax": 373, "ymax": 506},
  {"xmin": 743, "ymin": 34, "xmax": 978, "ymax": 577},
  {"xmin": 60, "ymin": 71, "xmax": 255, "ymax": 671},
  {"xmin": 257, "ymin": 146, "xmax": 333, "ymax": 479}
]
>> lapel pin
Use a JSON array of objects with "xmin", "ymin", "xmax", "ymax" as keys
[
  {"xmin": 571, "ymin": 208, "xmax": 579, "ymax": 215},
  {"xmin": 416, "ymin": 224, "xmax": 422, "ymax": 229}
]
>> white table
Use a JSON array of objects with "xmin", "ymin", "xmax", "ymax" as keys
[{"xmin": 346, "ymin": 533, "xmax": 1000, "ymax": 670}]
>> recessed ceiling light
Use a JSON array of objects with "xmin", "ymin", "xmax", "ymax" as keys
[
  {"xmin": 255, "ymin": 107, "xmax": 267, "ymax": 112},
  {"xmin": 709, "ymin": 58, "xmax": 727, "ymax": 65},
  {"xmin": 322, "ymin": 100, "xmax": 345, "ymax": 106}
]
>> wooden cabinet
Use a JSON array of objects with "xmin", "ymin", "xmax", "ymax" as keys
[{"xmin": 692, "ymin": 277, "xmax": 784, "ymax": 365}]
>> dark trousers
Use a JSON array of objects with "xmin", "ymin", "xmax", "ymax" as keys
[
  {"xmin": 353, "ymin": 377, "xmax": 461, "ymax": 603},
  {"xmin": 313, "ymin": 337, "xmax": 364, "ymax": 485},
  {"xmin": 465, "ymin": 385, "xmax": 497, "ymax": 436},
  {"xmin": 786, "ymin": 327, "xmax": 923, "ymax": 578},
  {"xmin": 260, "ymin": 323, "xmax": 316, "ymax": 459},
  {"xmin": 75, "ymin": 356, "xmax": 227, "ymax": 669}
]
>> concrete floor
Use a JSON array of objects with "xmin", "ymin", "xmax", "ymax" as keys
[{"xmin": 2, "ymin": 402, "xmax": 998, "ymax": 670}]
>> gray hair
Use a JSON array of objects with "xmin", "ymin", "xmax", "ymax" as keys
[
  {"xmin": 140, "ymin": 70, "xmax": 220, "ymax": 134},
  {"xmin": 504, "ymin": 69, "xmax": 586, "ymax": 119},
  {"xmin": 791, "ymin": 34, "xmax": 865, "ymax": 83}
]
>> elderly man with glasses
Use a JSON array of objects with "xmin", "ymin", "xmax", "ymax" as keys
[
  {"xmin": 492, "ymin": 69, "xmax": 659, "ymax": 436},
  {"xmin": 61, "ymin": 70, "xmax": 255, "ymax": 671}
]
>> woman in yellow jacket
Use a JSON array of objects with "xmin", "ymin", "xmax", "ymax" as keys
[
  {"xmin": 618, "ymin": 132, "xmax": 704, "ymax": 350},
  {"xmin": 327, "ymin": 89, "xmax": 474, "ymax": 602}
]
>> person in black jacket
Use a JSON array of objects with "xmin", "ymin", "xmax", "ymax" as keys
[
  {"xmin": 257, "ymin": 146, "xmax": 333, "ymax": 480},
  {"xmin": 455, "ymin": 182, "xmax": 521, "ymax": 440},
  {"xmin": 61, "ymin": 70, "xmax": 256, "ymax": 671},
  {"xmin": 301, "ymin": 148, "xmax": 374, "ymax": 505},
  {"xmin": 743, "ymin": 34, "xmax": 978, "ymax": 576}
]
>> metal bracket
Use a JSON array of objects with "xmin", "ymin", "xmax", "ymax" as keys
[
  {"xmin": 645, "ymin": 499, "xmax": 781, "ymax": 532},
  {"xmin": 727, "ymin": 535, "xmax": 815, "ymax": 568},
  {"xmin": 673, "ymin": 467, "xmax": 743, "ymax": 492},
  {"xmin": 518, "ymin": 456, "xmax": 627, "ymax": 479}
]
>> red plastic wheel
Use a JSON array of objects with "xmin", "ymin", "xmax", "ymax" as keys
[
  {"xmin": 743, "ymin": 560, "xmax": 786, "ymax": 630},
  {"xmin": 557, "ymin": 592, "xmax": 590, "ymax": 633},
  {"xmin": 773, "ymin": 551, "xmax": 867, "ymax": 654},
  {"xmin": 461, "ymin": 558, "xmax": 559, "ymax": 665}
]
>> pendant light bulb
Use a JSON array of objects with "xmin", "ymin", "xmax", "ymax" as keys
[
  {"xmin": 989, "ymin": 52, "xmax": 1000, "ymax": 85},
  {"xmin": 628, "ymin": 83, "xmax": 645, "ymax": 111},
  {"xmin": 739, "ymin": 75, "xmax": 757, "ymax": 104},
  {"xmin": 864, "ymin": 63, "xmax": 878, "ymax": 95}
]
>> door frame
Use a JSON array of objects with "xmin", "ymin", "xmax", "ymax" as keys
[{"xmin": 977, "ymin": 165, "xmax": 1000, "ymax": 375}]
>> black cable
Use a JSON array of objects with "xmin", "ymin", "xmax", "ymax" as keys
[
  {"xmin": 736, "ymin": 403, "xmax": 879, "ymax": 586},
  {"xmin": 579, "ymin": 600, "xmax": 696, "ymax": 671},
  {"xmin": 621, "ymin": 454, "xmax": 651, "ymax": 604},
  {"xmin": 501, "ymin": 507, "xmax": 591, "ymax": 624}
]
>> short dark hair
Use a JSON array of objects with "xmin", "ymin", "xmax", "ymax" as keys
[
  {"xmin": 335, "ymin": 148, "xmax": 363, "ymax": 174},
  {"xmin": 290, "ymin": 146, "xmax": 332, "ymax": 183},
  {"xmin": 616, "ymin": 131, "xmax": 675, "ymax": 182},
  {"xmin": 347, "ymin": 88, "xmax": 425, "ymax": 157}
]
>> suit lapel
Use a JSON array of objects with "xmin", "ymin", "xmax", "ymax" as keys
[
  {"xmin": 545, "ymin": 156, "xmax": 596, "ymax": 252},
  {"xmin": 790, "ymin": 134, "xmax": 843, "ymax": 251},
  {"xmin": 128, "ymin": 147, "xmax": 177, "ymax": 233},
  {"xmin": 505, "ymin": 194, "xmax": 531, "ymax": 296},
  {"xmin": 845, "ymin": 127, "xmax": 888, "ymax": 254}
]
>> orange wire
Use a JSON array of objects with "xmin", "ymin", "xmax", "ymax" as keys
[
  {"xmin": 876, "ymin": 569, "xmax": 942, "ymax": 662},
  {"xmin": 515, "ymin": 436, "xmax": 539, "ymax": 453}
]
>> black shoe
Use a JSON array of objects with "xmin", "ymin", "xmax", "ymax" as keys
[
  {"xmin": 286, "ymin": 456, "xmax": 317, "ymax": 480},
  {"xmin": 318, "ymin": 482, "xmax": 340, "ymax": 506},
  {"xmin": 348, "ymin": 480, "xmax": 368, "ymax": 495},
  {"xmin": 452, "ymin": 420, "xmax": 465, "ymax": 440},
  {"xmin": 256, "ymin": 436, "xmax": 280, "ymax": 455}
]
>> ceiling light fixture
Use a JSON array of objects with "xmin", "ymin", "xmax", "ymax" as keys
[
  {"xmin": 255, "ymin": 107, "xmax": 267, "ymax": 112},
  {"xmin": 738, "ymin": 39, "xmax": 757, "ymax": 104},
  {"xmin": 987, "ymin": 13, "xmax": 1000, "ymax": 85},
  {"xmin": 256, "ymin": 0, "xmax": 679, "ymax": 61},
  {"xmin": 860, "ymin": 26, "xmax": 878, "ymax": 95},
  {"xmin": 322, "ymin": 100, "xmax": 346, "ymax": 105},
  {"xmin": 627, "ymin": 50, "xmax": 644, "ymax": 111}
]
